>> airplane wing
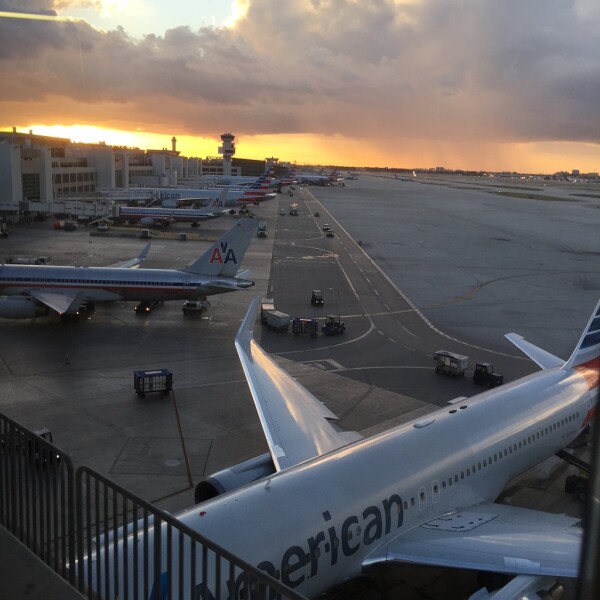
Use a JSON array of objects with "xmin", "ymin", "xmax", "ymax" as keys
[
  {"xmin": 235, "ymin": 298, "xmax": 362, "ymax": 472},
  {"xmin": 108, "ymin": 243, "xmax": 151, "ymax": 269},
  {"xmin": 30, "ymin": 289, "xmax": 85, "ymax": 315},
  {"xmin": 365, "ymin": 502, "xmax": 581, "ymax": 578},
  {"xmin": 505, "ymin": 333, "xmax": 564, "ymax": 369}
]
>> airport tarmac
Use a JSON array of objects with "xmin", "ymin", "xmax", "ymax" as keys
[{"xmin": 1, "ymin": 174, "xmax": 597, "ymax": 599}]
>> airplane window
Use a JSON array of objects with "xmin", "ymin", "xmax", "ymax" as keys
[
  {"xmin": 410, "ymin": 497, "xmax": 415, "ymax": 506},
  {"xmin": 454, "ymin": 475, "xmax": 458, "ymax": 483},
  {"xmin": 442, "ymin": 481, "xmax": 446, "ymax": 489},
  {"xmin": 466, "ymin": 468, "xmax": 470, "ymax": 476},
  {"xmin": 460, "ymin": 471, "xmax": 464, "ymax": 479},
  {"xmin": 478, "ymin": 462, "xmax": 481, "ymax": 470},
  {"xmin": 403, "ymin": 501, "xmax": 408, "ymax": 510},
  {"xmin": 483, "ymin": 459, "xmax": 487, "ymax": 467}
]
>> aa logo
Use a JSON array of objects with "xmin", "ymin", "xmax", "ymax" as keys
[
  {"xmin": 209, "ymin": 241, "xmax": 237, "ymax": 265},
  {"xmin": 210, "ymin": 199, "xmax": 225, "ymax": 208}
]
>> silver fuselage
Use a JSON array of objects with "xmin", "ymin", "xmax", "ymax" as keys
[{"xmin": 0, "ymin": 264, "xmax": 253, "ymax": 303}]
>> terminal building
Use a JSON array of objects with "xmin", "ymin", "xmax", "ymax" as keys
[{"xmin": 0, "ymin": 128, "xmax": 277, "ymax": 222}]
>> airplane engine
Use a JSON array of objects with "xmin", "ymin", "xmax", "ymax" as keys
[
  {"xmin": 194, "ymin": 452, "xmax": 275, "ymax": 503},
  {"xmin": 0, "ymin": 296, "xmax": 49, "ymax": 319},
  {"xmin": 139, "ymin": 217, "xmax": 155, "ymax": 226}
]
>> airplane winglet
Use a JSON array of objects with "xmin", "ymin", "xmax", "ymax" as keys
[
  {"xmin": 108, "ymin": 243, "xmax": 151, "ymax": 269},
  {"xmin": 235, "ymin": 298, "xmax": 362, "ymax": 472},
  {"xmin": 237, "ymin": 296, "xmax": 260, "ymax": 346}
]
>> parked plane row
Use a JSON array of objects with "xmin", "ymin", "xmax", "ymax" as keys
[
  {"xmin": 88, "ymin": 296, "xmax": 600, "ymax": 599},
  {"xmin": 0, "ymin": 219, "xmax": 257, "ymax": 320},
  {"xmin": 159, "ymin": 169, "xmax": 276, "ymax": 208}
]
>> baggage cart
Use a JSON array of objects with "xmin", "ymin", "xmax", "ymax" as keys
[
  {"xmin": 434, "ymin": 350, "xmax": 468, "ymax": 377},
  {"xmin": 134, "ymin": 369, "xmax": 173, "ymax": 397}
]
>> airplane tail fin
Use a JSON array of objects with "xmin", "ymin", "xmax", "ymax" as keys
[
  {"xmin": 182, "ymin": 219, "xmax": 257, "ymax": 277},
  {"xmin": 505, "ymin": 298, "xmax": 600, "ymax": 371},
  {"xmin": 563, "ymin": 297, "xmax": 600, "ymax": 370}
]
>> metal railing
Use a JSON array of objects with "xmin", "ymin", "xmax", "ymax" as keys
[
  {"xmin": 0, "ymin": 413, "xmax": 306, "ymax": 600},
  {"xmin": 0, "ymin": 414, "xmax": 76, "ymax": 583}
]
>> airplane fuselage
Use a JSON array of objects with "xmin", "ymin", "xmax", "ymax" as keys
[
  {"xmin": 175, "ymin": 365, "xmax": 592, "ymax": 597},
  {"xmin": 95, "ymin": 363, "xmax": 594, "ymax": 598},
  {"xmin": 0, "ymin": 264, "xmax": 254, "ymax": 304},
  {"xmin": 117, "ymin": 206, "xmax": 218, "ymax": 224}
]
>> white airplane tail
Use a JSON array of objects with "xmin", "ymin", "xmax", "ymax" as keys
[
  {"xmin": 506, "ymin": 298, "xmax": 600, "ymax": 371},
  {"xmin": 563, "ymin": 297, "xmax": 600, "ymax": 370},
  {"xmin": 182, "ymin": 219, "xmax": 257, "ymax": 278}
]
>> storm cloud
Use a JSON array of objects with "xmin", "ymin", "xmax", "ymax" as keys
[{"xmin": 0, "ymin": 0, "xmax": 598, "ymax": 167}]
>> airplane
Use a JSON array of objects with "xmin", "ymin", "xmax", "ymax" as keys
[
  {"xmin": 159, "ymin": 170, "xmax": 275, "ymax": 208},
  {"xmin": 0, "ymin": 219, "xmax": 257, "ymax": 320},
  {"xmin": 295, "ymin": 170, "xmax": 340, "ymax": 186},
  {"xmin": 202, "ymin": 169, "xmax": 280, "ymax": 189},
  {"xmin": 114, "ymin": 205, "xmax": 221, "ymax": 228},
  {"xmin": 89, "ymin": 297, "xmax": 600, "ymax": 599}
]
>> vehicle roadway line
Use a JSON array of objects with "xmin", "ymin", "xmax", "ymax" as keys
[{"xmin": 302, "ymin": 188, "xmax": 530, "ymax": 361}]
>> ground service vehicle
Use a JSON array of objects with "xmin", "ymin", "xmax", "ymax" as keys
[
  {"xmin": 311, "ymin": 290, "xmax": 324, "ymax": 306},
  {"xmin": 322, "ymin": 315, "xmax": 345, "ymax": 335},
  {"xmin": 264, "ymin": 310, "xmax": 291, "ymax": 331},
  {"xmin": 97, "ymin": 222, "xmax": 110, "ymax": 231},
  {"xmin": 326, "ymin": 230, "xmax": 334, "ymax": 238},
  {"xmin": 289, "ymin": 204, "xmax": 299, "ymax": 215},
  {"xmin": 564, "ymin": 473, "xmax": 589, "ymax": 502},
  {"xmin": 0, "ymin": 427, "xmax": 61, "ymax": 468},
  {"xmin": 473, "ymin": 362, "xmax": 504, "ymax": 387},
  {"xmin": 133, "ymin": 369, "xmax": 173, "ymax": 398},
  {"xmin": 182, "ymin": 299, "xmax": 211, "ymax": 315},
  {"xmin": 292, "ymin": 317, "xmax": 319, "ymax": 337},
  {"xmin": 260, "ymin": 298, "xmax": 275, "ymax": 323},
  {"xmin": 434, "ymin": 350, "xmax": 469, "ymax": 377},
  {"xmin": 6, "ymin": 256, "xmax": 50, "ymax": 265},
  {"xmin": 323, "ymin": 224, "xmax": 331, "ymax": 231},
  {"xmin": 257, "ymin": 223, "xmax": 267, "ymax": 237},
  {"xmin": 135, "ymin": 300, "xmax": 162, "ymax": 314}
]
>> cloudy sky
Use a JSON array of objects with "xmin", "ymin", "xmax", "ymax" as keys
[{"xmin": 0, "ymin": 0, "xmax": 599, "ymax": 172}]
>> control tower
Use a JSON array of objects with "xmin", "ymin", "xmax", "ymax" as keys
[{"xmin": 218, "ymin": 133, "xmax": 235, "ymax": 177}]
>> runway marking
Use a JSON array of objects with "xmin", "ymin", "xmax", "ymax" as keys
[
  {"xmin": 400, "ymin": 324, "xmax": 418, "ymax": 338},
  {"xmin": 302, "ymin": 187, "xmax": 526, "ymax": 360},
  {"xmin": 302, "ymin": 359, "xmax": 345, "ymax": 371}
]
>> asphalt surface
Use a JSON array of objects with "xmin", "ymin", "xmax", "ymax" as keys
[{"xmin": 1, "ymin": 173, "xmax": 598, "ymax": 599}]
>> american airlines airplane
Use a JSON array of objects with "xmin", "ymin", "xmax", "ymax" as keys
[
  {"xmin": 160, "ymin": 170, "xmax": 275, "ymax": 208},
  {"xmin": 91, "ymin": 296, "xmax": 599, "ymax": 599},
  {"xmin": 115, "ymin": 205, "xmax": 221, "ymax": 227},
  {"xmin": 0, "ymin": 219, "xmax": 257, "ymax": 320}
]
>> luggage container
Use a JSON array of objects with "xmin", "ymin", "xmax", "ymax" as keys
[
  {"xmin": 260, "ymin": 298, "xmax": 275, "ymax": 323},
  {"xmin": 292, "ymin": 318, "xmax": 319, "ymax": 337},
  {"xmin": 434, "ymin": 350, "xmax": 468, "ymax": 377},
  {"xmin": 264, "ymin": 310, "xmax": 291, "ymax": 331},
  {"xmin": 134, "ymin": 369, "xmax": 173, "ymax": 397}
]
